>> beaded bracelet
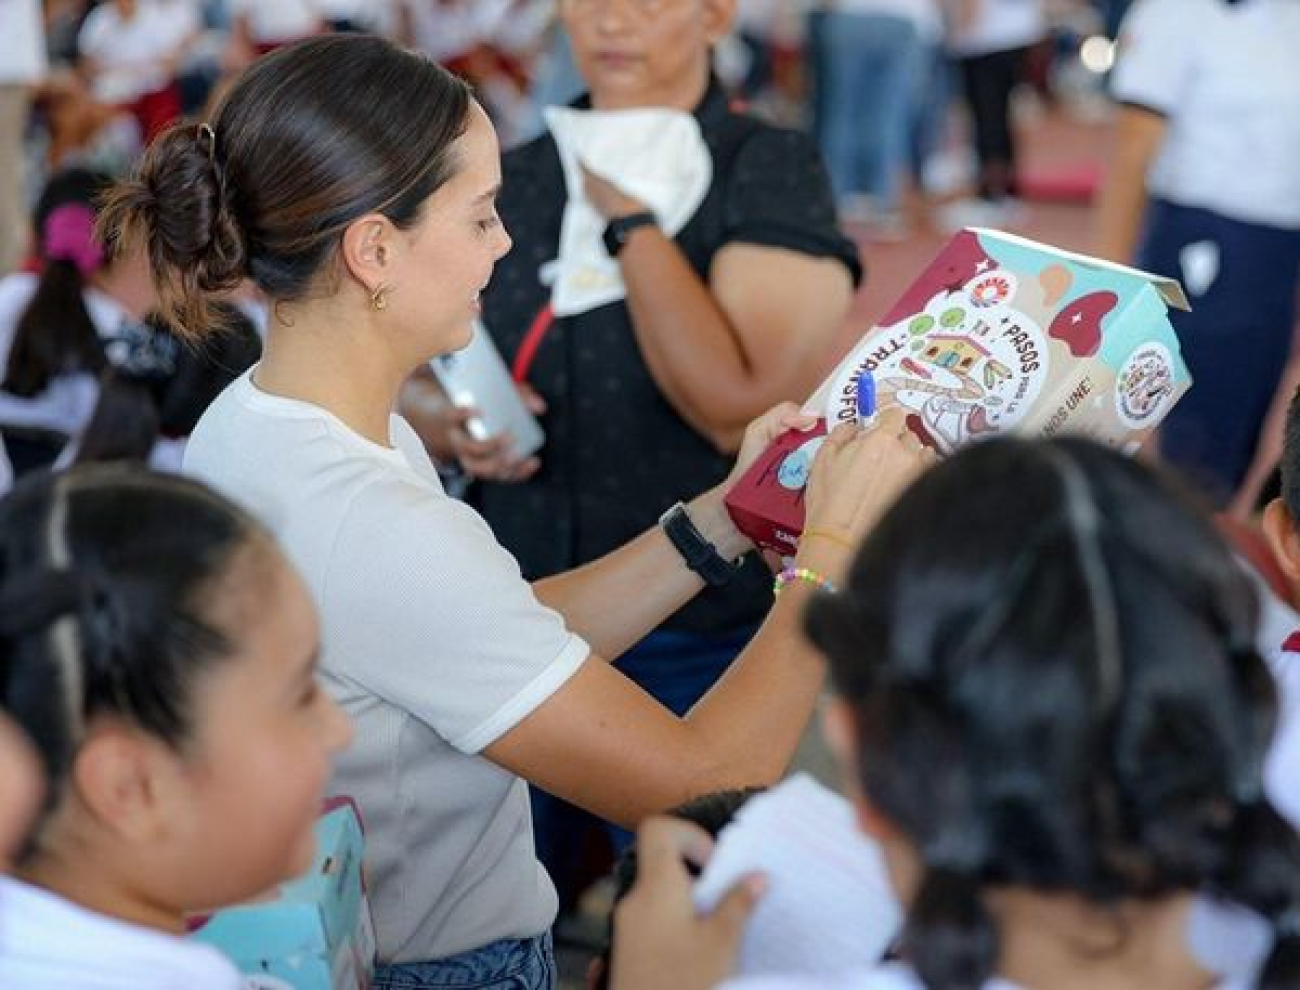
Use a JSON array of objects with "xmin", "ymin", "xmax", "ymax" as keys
[{"xmin": 773, "ymin": 566, "xmax": 837, "ymax": 597}]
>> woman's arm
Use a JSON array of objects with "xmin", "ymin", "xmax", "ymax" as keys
[
  {"xmin": 583, "ymin": 169, "xmax": 855, "ymax": 454},
  {"xmin": 488, "ymin": 409, "xmax": 933, "ymax": 826},
  {"xmin": 1092, "ymin": 104, "xmax": 1168, "ymax": 263}
]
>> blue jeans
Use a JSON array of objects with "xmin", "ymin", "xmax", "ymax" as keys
[
  {"xmin": 819, "ymin": 12, "xmax": 925, "ymax": 208},
  {"xmin": 373, "ymin": 933, "xmax": 556, "ymax": 990}
]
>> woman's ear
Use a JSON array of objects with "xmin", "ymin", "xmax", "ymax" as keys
[
  {"xmin": 338, "ymin": 214, "xmax": 394, "ymax": 294},
  {"xmin": 71, "ymin": 725, "xmax": 179, "ymax": 846}
]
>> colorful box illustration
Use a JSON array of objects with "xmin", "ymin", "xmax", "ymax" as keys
[
  {"xmin": 726, "ymin": 228, "xmax": 1192, "ymax": 555},
  {"xmin": 189, "ymin": 801, "xmax": 375, "ymax": 990}
]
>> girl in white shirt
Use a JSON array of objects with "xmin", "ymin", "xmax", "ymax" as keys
[
  {"xmin": 613, "ymin": 435, "xmax": 1300, "ymax": 990},
  {"xmin": 0, "ymin": 464, "xmax": 353, "ymax": 990}
]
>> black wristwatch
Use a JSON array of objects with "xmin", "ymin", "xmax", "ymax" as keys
[
  {"xmin": 602, "ymin": 211, "xmax": 658, "ymax": 257},
  {"xmin": 658, "ymin": 501, "xmax": 741, "ymax": 587}
]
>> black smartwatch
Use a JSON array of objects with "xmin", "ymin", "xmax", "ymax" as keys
[
  {"xmin": 602, "ymin": 211, "xmax": 658, "ymax": 257},
  {"xmin": 658, "ymin": 501, "xmax": 741, "ymax": 587}
]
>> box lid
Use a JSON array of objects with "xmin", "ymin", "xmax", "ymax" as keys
[{"xmin": 968, "ymin": 228, "xmax": 1191, "ymax": 312}]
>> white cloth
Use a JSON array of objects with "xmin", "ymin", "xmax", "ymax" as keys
[
  {"xmin": 227, "ymin": 0, "xmax": 320, "ymax": 43},
  {"xmin": 0, "ymin": 0, "xmax": 46, "ymax": 84},
  {"xmin": 1109, "ymin": 0, "xmax": 1300, "ymax": 228},
  {"xmin": 542, "ymin": 106, "xmax": 713, "ymax": 317},
  {"xmin": 183, "ymin": 371, "xmax": 590, "ymax": 963},
  {"xmin": 77, "ymin": 0, "xmax": 197, "ymax": 104},
  {"xmin": 0, "ymin": 875, "xmax": 242, "ymax": 990},
  {"xmin": 946, "ymin": 0, "xmax": 1045, "ymax": 57}
]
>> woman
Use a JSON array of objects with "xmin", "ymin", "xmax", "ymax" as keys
[
  {"xmin": 614, "ymin": 436, "xmax": 1300, "ymax": 990},
  {"xmin": 412, "ymin": 0, "xmax": 862, "ymax": 887},
  {"xmin": 99, "ymin": 33, "xmax": 927, "ymax": 989}
]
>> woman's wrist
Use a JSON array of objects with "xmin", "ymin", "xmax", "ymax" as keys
[{"xmin": 684, "ymin": 488, "xmax": 751, "ymax": 563}]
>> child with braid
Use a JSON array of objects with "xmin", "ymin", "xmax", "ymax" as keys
[{"xmin": 616, "ymin": 436, "xmax": 1300, "ymax": 990}]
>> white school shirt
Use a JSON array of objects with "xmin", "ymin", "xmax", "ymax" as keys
[
  {"xmin": 227, "ymin": 0, "xmax": 321, "ymax": 43},
  {"xmin": 0, "ymin": 0, "xmax": 46, "ymax": 84},
  {"xmin": 77, "ymin": 0, "xmax": 197, "ymax": 104},
  {"xmin": 0, "ymin": 273, "xmax": 119, "ymax": 438},
  {"xmin": 0, "ymin": 876, "xmax": 243, "ymax": 990},
  {"xmin": 721, "ymin": 960, "xmax": 1253, "ymax": 990},
  {"xmin": 1110, "ymin": 0, "xmax": 1300, "ymax": 228},
  {"xmin": 946, "ymin": 0, "xmax": 1045, "ymax": 57},
  {"xmin": 183, "ymin": 371, "xmax": 589, "ymax": 964}
]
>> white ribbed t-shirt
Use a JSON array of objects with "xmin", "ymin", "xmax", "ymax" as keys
[{"xmin": 184, "ymin": 370, "xmax": 590, "ymax": 964}]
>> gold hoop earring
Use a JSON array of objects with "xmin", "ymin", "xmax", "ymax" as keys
[{"xmin": 370, "ymin": 284, "xmax": 390, "ymax": 312}]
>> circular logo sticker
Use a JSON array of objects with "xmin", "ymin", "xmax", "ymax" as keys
[
  {"xmin": 1115, "ymin": 342, "xmax": 1176, "ymax": 428},
  {"xmin": 777, "ymin": 436, "xmax": 826, "ymax": 491},
  {"xmin": 965, "ymin": 271, "xmax": 1017, "ymax": 309}
]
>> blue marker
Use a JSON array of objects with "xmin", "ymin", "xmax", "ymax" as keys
[{"xmin": 855, "ymin": 368, "xmax": 876, "ymax": 424}]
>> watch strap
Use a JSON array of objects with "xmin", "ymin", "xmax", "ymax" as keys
[
  {"xmin": 658, "ymin": 501, "xmax": 739, "ymax": 587},
  {"xmin": 603, "ymin": 211, "xmax": 658, "ymax": 257}
]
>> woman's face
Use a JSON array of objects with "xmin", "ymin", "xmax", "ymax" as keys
[
  {"xmin": 153, "ymin": 541, "xmax": 353, "ymax": 910},
  {"xmin": 388, "ymin": 102, "xmax": 512, "ymax": 360},
  {"xmin": 560, "ymin": 0, "xmax": 734, "ymax": 111}
]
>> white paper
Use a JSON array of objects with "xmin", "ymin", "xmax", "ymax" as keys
[{"xmin": 693, "ymin": 774, "xmax": 902, "ymax": 977}]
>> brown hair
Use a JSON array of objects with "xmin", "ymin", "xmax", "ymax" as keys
[{"xmin": 98, "ymin": 34, "xmax": 473, "ymax": 339}]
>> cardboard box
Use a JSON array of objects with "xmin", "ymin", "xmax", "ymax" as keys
[
  {"xmin": 726, "ymin": 228, "xmax": 1192, "ymax": 556},
  {"xmin": 189, "ymin": 801, "xmax": 376, "ymax": 990}
]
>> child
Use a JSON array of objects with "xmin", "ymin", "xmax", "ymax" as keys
[
  {"xmin": 0, "ymin": 464, "xmax": 352, "ymax": 989},
  {"xmin": 615, "ymin": 435, "xmax": 1300, "ymax": 990}
]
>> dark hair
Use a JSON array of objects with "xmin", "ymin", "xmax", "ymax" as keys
[
  {"xmin": 97, "ymin": 34, "xmax": 474, "ymax": 338},
  {"xmin": 596, "ymin": 788, "xmax": 763, "ymax": 990},
  {"xmin": 73, "ymin": 305, "xmax": 261, "ymax": 466},
  {"xmin": 1280, "ymin": 386, "xmax": 1300, "ymax": 525},
  {"xmin": 0, "ymin": 465, "xmax": 268, "ymax": 854},
  {"xmin": 804, "ymin": 436, "xmax": 1300, "ymax": 990},
  {"xmin": 3, "ymin": 169, "xmax": 113, "ymax": 397}
]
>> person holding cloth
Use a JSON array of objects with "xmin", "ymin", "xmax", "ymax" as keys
[
  {"xmin": 1094, "ymin": 0, "xmax": 1300, "ymax": 506},
  {"xmin": 99, "ymin": 33, "xmax": 927, "ymax": 990},
  {"xmin": 410, "ymin": 0, "xmax": 862, "ymax": 887}
]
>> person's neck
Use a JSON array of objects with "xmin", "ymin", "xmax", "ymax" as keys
[
  {"xmin": 254, "ymin": 300, "xmax": 405, "ymax": 449},
  {"xmin": 19, "ymin": 846, "xmax": 187, "ymax": 935},
  {"xmin": 989, "ymin": 889, "xmax": 1217, "ymax": 990},
  {"xmin": 589, "ymin": 66, "xmax": 711, "ymax": 114}
]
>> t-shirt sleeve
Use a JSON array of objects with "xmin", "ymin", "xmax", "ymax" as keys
[
  {"xmin": 321, "ymin": 478, "xmax": 590, "ymax": 754},
  {"xmin": 721, "ymin": 127, "xmax": 863, "ymax": 286},
  {"xmin": 1109, "ymin": 0, "xmax": 1198, "ymax": 117}
]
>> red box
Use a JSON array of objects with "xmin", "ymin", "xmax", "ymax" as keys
[{"xmin": 724, "ymin": 421, "xmax": 829, "ymax": 558}]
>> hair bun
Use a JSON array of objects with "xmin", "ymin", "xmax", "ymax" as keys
[{"xmin": 98, "ymin": 123, "xmax": 248, "ymax": 339}]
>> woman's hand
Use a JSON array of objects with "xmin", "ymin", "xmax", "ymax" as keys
[
  {"xmin": 581, "ymin": 164, "xmax": 650, "ymax": 221},
  {"xmin": 803, "ymin": 407, "xmax": 936, "ymax": 551},
  {"xmin": 400, "ymin": 375, "xmax": 545, "ymax": 483},
  {"xmin": 610, "ymin": 817, "xmax": 763, "ymax": 990}
]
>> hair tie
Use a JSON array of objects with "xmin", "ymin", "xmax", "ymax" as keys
[
  {"xmin": 42, "ymin": 204, "xmax": 104, "ymax": 278},
  {"xmin": 197, "ymin": 122, "xmax": 218, "ymax": 167}
]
